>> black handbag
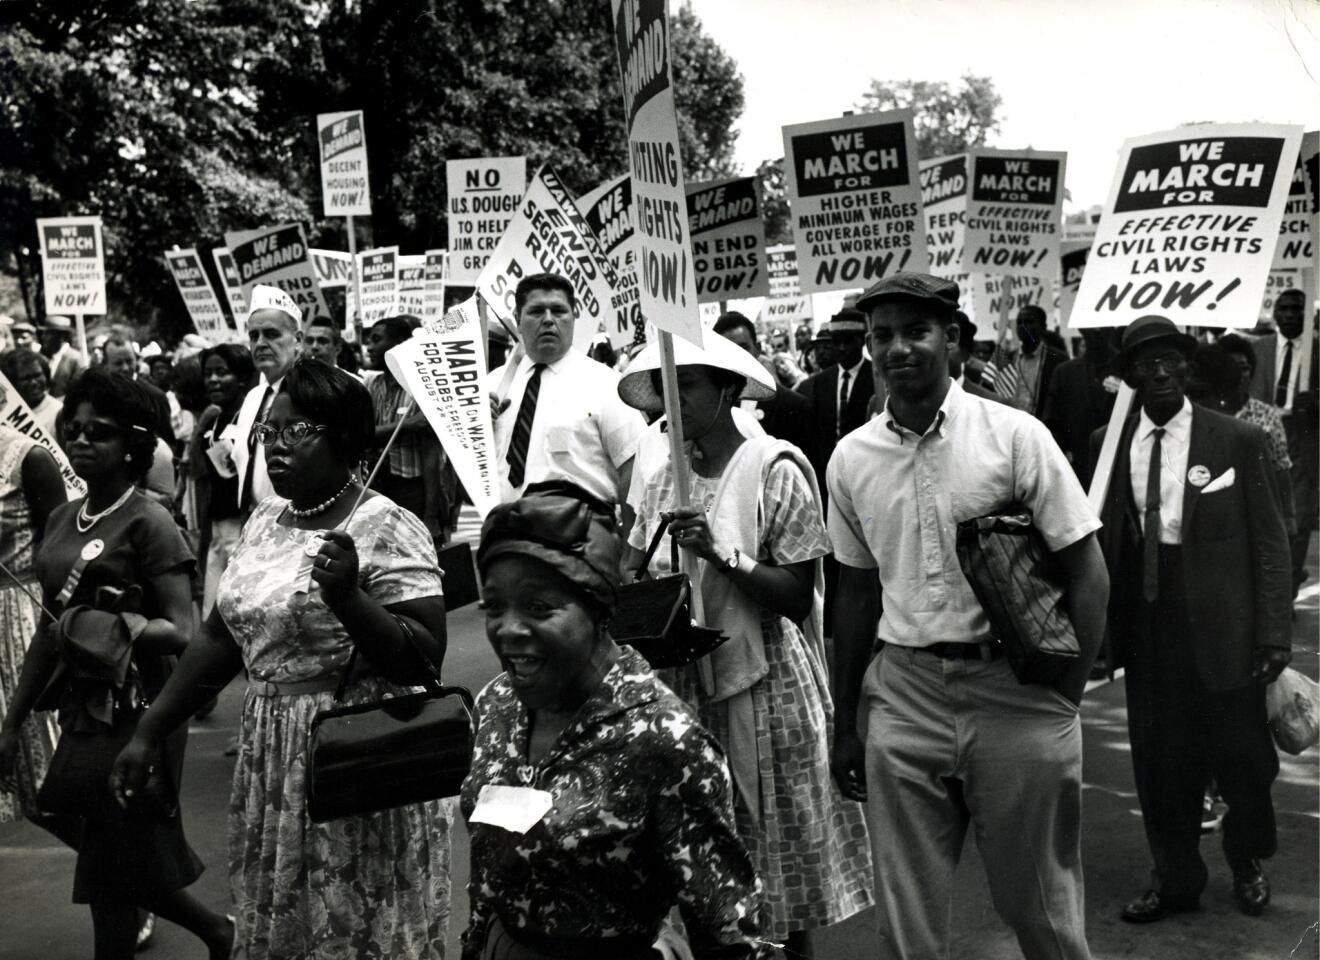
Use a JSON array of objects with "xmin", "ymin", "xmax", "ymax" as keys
[
  {"xmin": 306, "ymin": 620, "xmax": 476, "ymax": 824},
  {"xmin": 954, "ymin": 505, "xmax": 1080, "ymax": 686},
  {"xmin": 610, "ymin": 516, "xmax": 726, "ymax": 670}
]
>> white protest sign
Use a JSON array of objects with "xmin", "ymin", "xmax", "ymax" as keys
[
  {"xmin": 310, "ymin": 249, "xmax": 353, "ymax": 288},
  {"xmin": 765, "ymin": 243, "xmax": 800, "ymax": 298},
  {"xmin": 613, "ymin": 0, "xmax": 702, "ymax": 345},
  {"xmin": 920, "ymin": 153, "xmax": 969, "ymax": 281},
  {"xmin": 0, "ymin": 375, "xmax": 85, "ymax": 496},
  {"xmin": 758, "ymin": 295, "xmax": 812, "ymax": 327},
  {"xmin": 447, "ymin": 157, "xmax": 525, "ymax": 284},
  {"xmin": 577, "ymin": 174, "xmax": 643, "ymax": 347},
  {"xmin": 37, "ymin": 216, "xmax": 106, "ymax": 314},
  {"xmin": 316, "ymin": 111, "xmax": 372, "ymax": 217},
  {"xmin": 211, "ymin": 247, "xmax": 249, "ymax": 321},
  {"xmin": 385, "ymin": 302, "xmax": 499, "ymax": 516},
  {"xmin": 357, "ymin": 246, "xmax": 399, "ymax": 327},
  {"xmin": 1057, "ymin": 241, "xmax": 1091, "ymax": 328},
  {"xmin": 224, "ymin": 223, "xmax": 330, "ymax": 322},
  {"xmin": 782, "ymin": 109, "xmax": 927, "ymax": 294},
  {"xmin": 476, "ymin": 166, "xmax": 620, "ymax": 353},
  {"xmin": 423, "ymin": 249, "xmax": 448, "ymax": 320},
  {"xmin": 686, "ymin": 176, "xmax": 769, "ymax": 302},
  {"xmin": 1071, "ymin": 123, "xmax": 1303, "ymax": 330},
  {"xmin": 165, "ymin": 247, "xmax": 232, "ymax": 341},
  {"xmin": 398, "ymin": 255, "xmax": 426, "ymax": 316},
  {"xmin": 1304, "ymin": 132, "xmax": 1320, "ymax": 278},
  {"xmin": 1272, "ymin": 130, "xmax": 1315, "ymax": 269},
  {"xmin": 967, "ymin": 273, "xmax": 1049, "ymax": 333},
  {"xmin": 963, "ymin": 149, "xmax": 1067, "ymax": 279}
]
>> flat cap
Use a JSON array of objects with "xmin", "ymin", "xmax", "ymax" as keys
[{"xmin": 855, "ymin": 273, "xmax": 960, "ymax": 314}]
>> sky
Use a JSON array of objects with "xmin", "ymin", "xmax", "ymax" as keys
[{"xmin": 687, "ymin": 0, "xmax": 1320, "ymax": 213}]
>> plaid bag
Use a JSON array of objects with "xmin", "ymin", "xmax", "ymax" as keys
[{"xmin": 955, "ymin": 506, "xmax": 1080, "ymax": 685}]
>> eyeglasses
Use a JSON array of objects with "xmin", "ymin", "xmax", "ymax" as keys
[
  {"xmin": 64, "ymin": 419, "xmax": 128, "ymax": 443},
  {"xmin": 252, "ymin": 420, "xmax": 328, "ymax": 448},
  {"xmin": 1131, "ymin": 355, "xmax": 1187, "ymax": 378}
]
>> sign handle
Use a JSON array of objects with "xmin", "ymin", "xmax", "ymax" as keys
[
  {"xmin": 74, "ymin": 314, "xmax": 89, "ymax": 366},
  {"xmin": 1086, "ymin": 383, "xmax": 1135, "ymax": 514},
  {"xmin": 346, "ymin": 214, "xmax": 362, "ymax": 344}
]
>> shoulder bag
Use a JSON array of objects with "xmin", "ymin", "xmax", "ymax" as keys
[
  {"xmin": 609, "ymin": 515, "xmax": 726, "ymax": 670},
  {"xmin": 306, "ymin": 617, "xmax": 476, "ymax": 823}
]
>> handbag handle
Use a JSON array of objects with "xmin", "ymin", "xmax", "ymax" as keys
[
  {"xmin": 634, "ymin": 514, "xmax": 681, "ymax": 583},
  {"xmin": 333, "ymin": 615, "xmax": 444, "ymax": 704}
]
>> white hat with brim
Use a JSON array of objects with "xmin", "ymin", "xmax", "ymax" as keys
[
  {"xmin": 617, "ymin": 333, "xmax": 777, "ymax": 414},
  {"xmin": 245, "ymin": 284, "xmax": 303, "ymax": 327}
]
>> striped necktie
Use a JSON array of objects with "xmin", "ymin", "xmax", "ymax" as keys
[{"xmin": 506, "ymin": 364, "xmax": 545, "ymax": 489}]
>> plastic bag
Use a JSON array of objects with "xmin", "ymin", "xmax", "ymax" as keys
[{"xmin": 1266, "ymin": 667, "xmax": 1320, "ymax": 755}]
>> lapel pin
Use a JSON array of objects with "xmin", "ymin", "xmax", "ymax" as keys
[{"xmin": 1187, "ymin": 465, "xmax": 1211, "ymax": 488}]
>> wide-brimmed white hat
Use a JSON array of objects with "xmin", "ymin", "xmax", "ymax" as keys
[{"xmin": 617, "ymin": 333, "xmax": 777, "ymax": 414}]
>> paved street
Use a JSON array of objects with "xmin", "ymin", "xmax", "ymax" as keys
[{"xmin": 1, "ymin": 526, "xmax": 1316, "ymax": 960}]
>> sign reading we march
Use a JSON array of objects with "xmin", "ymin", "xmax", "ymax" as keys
[
  {"xmin": 782, "ymin": 110, "xmax": 928, "ymax": 294},
  {"xmin": 317, "ymin": 111, "xmax": 372, "ymax": 217},
  {"xmin": 37, "ymin": 216, "xmax": 107, "ymax": 314},
  {"xmin": 1071, "ymin": 123, "xmax": 1303, "ymax": 330}
]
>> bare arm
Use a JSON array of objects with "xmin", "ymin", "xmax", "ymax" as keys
[
  {"xmin": 1053, "ymin": 532, "xmax": 1108, "ymax": 705},
  {"xmin": 133, "ymin": 568, "xmax": 196, "ymax": 656},
  {"xmin": 830, "ymin": 563, "xmax": 879, "ymax": 802},
  {"xmin": 20, "ymin": 446, "xmax": 67, "ymax": 537}
]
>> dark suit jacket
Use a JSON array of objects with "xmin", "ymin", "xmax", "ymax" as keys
[
  {"xmin": 1044, "ymin": 357, "xmax": 1117, "ymax": 489},
  {"xmin": 751, "ymin": 384, "xmax": 813, "ymax": 456},
  {"xmin": 1025, "ymin": 346, "xmax": 1069, "ymax": 418},
  {"xmin": 1092, "ymin": 405, "xmax": 1292, "ymax": 691},
  {"xmin": 1244, "ymin": 332, "xmax": 1319, "ymax": 409},
  {"xmin": 795, "ymin": 364, "xmax": 876, "ymax": 490}
]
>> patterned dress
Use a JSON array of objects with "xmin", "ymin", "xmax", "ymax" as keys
[
  {"xmin": 0, "ymin": 427, "xmax": 59, "ymax": 823},
  {"xmin": 629, "ymin": 457, "xmax": 873, "ymax": 940},
  {"xmin": 461, "ymin": 645, "xmax": 772, "ymax": 960},
  {"xmin": 216, "ymin": 495, "xmax": 452, "ymax": 960}
]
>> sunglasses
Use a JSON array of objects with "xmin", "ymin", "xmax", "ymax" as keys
[
  {"xmin": 1131, "ymin": 355, "xmax": 1187, "ymax": 378},
  {"xmin": 252, "ymin": 420, "xmax": 328, "ymax": 448},
  {"xmin": 63, "ymin": 419, "xmax": 130, "ymax": 443}
]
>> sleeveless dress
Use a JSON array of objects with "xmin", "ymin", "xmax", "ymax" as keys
[
  {"xmin": 217, "ymin": 495, "xmax": 452, "ymax": 959},
  {"xmin": 0, "ymin": 426, "xmax": 60, "ymax": 823}
]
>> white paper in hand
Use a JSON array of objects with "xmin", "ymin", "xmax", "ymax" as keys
[{"xmin": 470, "ymin": 784, "xmax": 553, "ymax": 834}]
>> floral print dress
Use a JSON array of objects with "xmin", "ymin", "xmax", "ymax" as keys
[{"xmin": 217, "ymin": 495, "xmax": 452, "ymax": 960}]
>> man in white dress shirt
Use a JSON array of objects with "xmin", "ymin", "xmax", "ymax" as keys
[
  {"xmin": 226, "ymin": 285, "xmax": 303, "ymax": 511},
  {"xmin": 488, "ymin": 273, "xmax": 645, "ymax": 509}
]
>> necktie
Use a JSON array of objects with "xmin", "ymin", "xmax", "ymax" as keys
[
  {"xmin": 1275, "ymin": 340, "xmax": 1294, "ymax": 408},
  {"xmin": 1142, "ymin": 426, "xmax": 1165, "ymax": 603},
  {"xmin": 837, "ymin": 368, "xmax": 851, "ymax": 438},
  {"xmin": 506, "ymin": 364, "xmax": 545, "ymax": 489},
  {"xmin": 240, "ymin": 385, "xmax": 275, "ymax": 511}
]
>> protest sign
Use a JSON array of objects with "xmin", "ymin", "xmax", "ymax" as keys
[
  {"xmin": 224, "ymin": 223, "xmax": 329, "ymax": 322},
  {"xmin": 1057, "ymin": 241, "xmax": 1091, "ymax": 328},
  {"xmin": 686, "ymin": 176, "xmax": 768, "ymax": 302},
  {"xmin": 165, "ymin": 247, "xmax": 233, "ymax": 341},
  {"xmin": 1071, "ymin": 123, "xmax": 1303, "ymax": 330},
  {"xmin": 1304, "ymin": 132, "xmax": 1320, "ymax": 277},
  {"xmin": 758, "ymin": 295, "xmax": 812, "ymax": 328},
  {"xmin": 963, "ymin": 149, "xmax": 1066, "ymax": 279},
  {"xmin": 1259, "ymin": 269, "xmax": 1303, "ymax": 324},
  {"xmin": 967, "ymin": 273, "xmax": 1049, "ymax": 332},
  {"xmin": 577, "ymin": 174, "xmax": 643, "ymax": 347},
  {"xmin": 385, "ymin": 301, "xmax": 498, "ymax": 516},
  {"xmin": 765, "ymin": 244, "xmax": 800, "ymax": 298},
  {"xmin": 311, "ymin": 249, "xmax": 353, "ymax": 288},
  {"xmin": 447, "ymin": 157, "xmax": 525, "ymax": 284},
  {"xmin": 37, "ymin": 216, "xmax": 106, "ymax": 314},
  {"xmin": 357, "ymin": 246, "xmax": 399, "ymax": 327},
  {"xmin": 1272, "ymin": 131, "xmax": 1316, "ymax": 270},
  {"xmin": 316, "ymin": 111, "xmax": 371, "ymax": 217},
  {"xmin": 398, "ymin": 255, "xmax": 426, "ymax": 316},
  {"xmin": 920, "ymin": 154, "xmax": 969, "ymax": 280},
  {"xmin": 612, "ymin": 0, "xmax": 702, "ymax": 345},
  {"xmin": 211, "ymin": 247, "xmax": 249, "ymax": 321},
  {"xmin": 476, "ymin": 166, "xmax": 620, "ymax": 353},
  {"xmin": 781, "ymin": 109, "xmax": 927, "ymax": 294},
  {"xmin": 0, "ymin": 374, "xmax": 84, "ymax": 496},
  {"xmin": 423, "ymin": 249, "xmax": 448, "ymax": 320}
]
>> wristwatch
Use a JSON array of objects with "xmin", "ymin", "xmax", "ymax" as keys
[{"xmin": 721, "ymin": 547, "xmax": 741, "ymax": 572}]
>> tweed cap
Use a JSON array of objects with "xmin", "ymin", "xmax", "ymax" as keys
[{"xmin": 855, "ymin": 272, "xmax": 961, "ymax": 315}]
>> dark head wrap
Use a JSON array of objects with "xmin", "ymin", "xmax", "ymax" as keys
[{"xmin": 477, "ymin": 482, "xmax": 620, "ymax": 612}]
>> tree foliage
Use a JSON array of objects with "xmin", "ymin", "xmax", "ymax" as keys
[{"xmin": 0, "ymin": 0, "xmax": 743, "ymax": 340}]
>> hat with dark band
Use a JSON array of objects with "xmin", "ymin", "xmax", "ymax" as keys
[{"xmin": 823, "ymin": 308, "xmax": 867, "ymax": 337}]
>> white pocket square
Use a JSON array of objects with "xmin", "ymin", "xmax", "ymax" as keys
[{"xmin": 1201, "ymin": 467, "xmax": 1235, "ymax": 494}]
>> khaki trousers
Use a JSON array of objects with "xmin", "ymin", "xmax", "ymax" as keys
[{"xmin": 862, "ymin": 645, "xmax": 1092, "ymax": 960}]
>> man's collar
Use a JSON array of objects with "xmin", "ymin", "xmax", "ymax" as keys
[
  {"xmin": 1137, "ymin": 396, "xmax": 1192, "ymax": 441},
  {"xmin": 521, "ymin": 350, "xmax": 574, "ymax": 374},
  {"xmin": 840, "ymin": 357, "xmax": 865, "ymax": 379},
  {"xmin": 883, "ymin": 378, "xmax": 962, "ymax": 441}
]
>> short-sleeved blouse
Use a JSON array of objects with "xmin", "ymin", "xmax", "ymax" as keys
[{"xmin": 216, "ymin": 494, "xmax": 443, "ymax": 682}]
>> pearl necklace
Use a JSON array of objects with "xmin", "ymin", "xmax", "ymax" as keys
[
  {"xmin": 288, "ymin": 477, "xmax": 355, "ymax": 519},
  {"xmin": 76, "ymin": 486, "xmax": 136, "ymax": 534}
]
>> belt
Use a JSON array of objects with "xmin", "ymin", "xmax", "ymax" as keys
[
  {"xmin": 916, "ymin": 641, "xmax": 1002, "ymax": 661},
  {"xmin": 248, "ymin": 674, "xmax": 366, "ymax": 697}
]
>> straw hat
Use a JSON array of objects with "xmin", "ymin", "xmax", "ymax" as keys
[{"xmin": 618, "ymin": 333, "xmax": 777, "ymax": 414}]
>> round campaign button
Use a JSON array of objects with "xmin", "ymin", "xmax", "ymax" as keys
[
  {"xmin": 1187, "ymin": 465, "xmax": 1211, "ymax": 488},
  {"xmin": 80, "ymin": 539, "xmax": 104, "ymax": 562},
  {"xmin": 304, "ymin": 534, "xmax": 325, "ymax": 558}
]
